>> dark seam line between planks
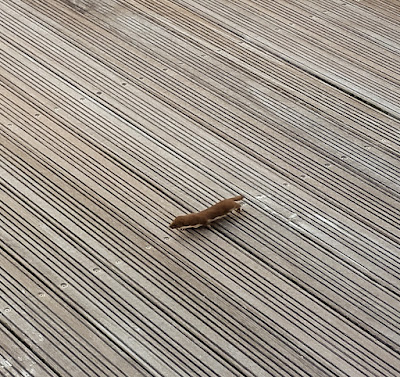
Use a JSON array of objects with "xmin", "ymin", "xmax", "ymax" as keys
[
  {"xmin": 15, "ymin": 0, "xmax": 400, "ymax": 159},
  {"xmin": 5, "ymin": 1, "xmax": 400, "ymax": 159},
  {"xmin": 0, "ymin": 23, "xmax": 396, "ymax": 206},
  {"xmin": 249, "ymin": 38, "xmax": 400, "ymax": 121}
]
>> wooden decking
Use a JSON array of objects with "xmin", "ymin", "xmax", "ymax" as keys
[{"xmin": 1, "ymin": 0, "xmax": 399, "ymax": 376}]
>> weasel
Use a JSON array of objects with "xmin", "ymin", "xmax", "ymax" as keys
[{"xmin": 169, "ymin": 195, "xmax": 244, "ymax": 229}]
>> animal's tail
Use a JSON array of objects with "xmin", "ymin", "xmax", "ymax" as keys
[{"xmin": 230, "ymin": 195, "xmax": 244, "ymax": 201}]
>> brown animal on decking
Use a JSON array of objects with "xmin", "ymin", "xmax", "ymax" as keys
[{"xmin": 169, "ymin": 195, "xmax": 244, "ymax": 229}]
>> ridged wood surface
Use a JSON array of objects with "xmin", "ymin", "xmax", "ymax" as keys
[{"xmin": 0, "ymin": 0, "xmax": 399, "ymax": 376}]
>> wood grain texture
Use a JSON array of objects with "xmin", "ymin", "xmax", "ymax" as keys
[{"xmin": 0, "ymin": 0, "xmax": 399, "ymax": 376}]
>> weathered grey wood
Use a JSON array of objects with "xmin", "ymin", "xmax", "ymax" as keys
[
  {"xmin": 164, "ymin": 0, "xmax": 400, "ymax": 116},
  {"xmin": 0, "ymin": 0, "xmax": 399, "ymax": 376},
  {"xmin": 0, "ymin": 252, "xmax": 150, "ymax": 377},
  {"xmin": 1, "ymin": 4, "xmax": 399, "ymax": 246},
  {"xmin": 0, "ymin": 326, "xmax": 54, "ymax": 377},
  {"xmin": 0, "ymin": 82, "xmax": 398, "ymax": 375}
]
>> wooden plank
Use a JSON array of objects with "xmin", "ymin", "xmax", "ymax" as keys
[
  {"xmin": 1, "ymin": 132, "xmax": 398, "ymax": 376},
  {"xmin": 1, "ymin": 2, "xmax": 399, "ymax": 241},
  {"xmin": 0, "ymin": 326, "xmax": 54, "ymax": 377},
  {"xmin": 3, "ymin": 0, "xmax": 400, "ymax": 328},
  {"xmin": 152, "ymin": 0, "xmax": 400, "ymax": 116},
  {"xmin": 0, "ymin": 0, "xmax": 399, "ymax": 376},
  {"xmin": 0, "ymin": 103, "xmax": 330, "ymax": 376},
  {"xmin": 0, "ymin": 67, "xmax": 399, "ymax": 376},
  {"xmin": 1, "ymin": 40, "xmax": 398, "ymax": 286},
  {"xmin": 13, "ymin": 0, "xmax": 400, "ymax": 152},
  {"xmin": 291, "ymin": 0, "xmax": 400, "ymax": 50},
  {"xmin": 0, "ymin": 252, "xmax": 151, "ymax": 377},
  {"xmin": 2, "ymin": 0, "xmax": 396, "ymax": 262}
]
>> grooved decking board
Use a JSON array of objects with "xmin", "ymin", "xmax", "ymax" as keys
[
  {"xmin": 0, "ymin": 254, "xmax": 149, "ymax": 377},
  {"xmin": 0, "ymin": 0, "xmax": 399, "ymax": 376},
  {"xmin": 156, "ymin": 0, "xmax": 400, "ymax": 115},
  {"xmin": 1, "ymin": 1, "xmax": 399, "ymax": 240},
  {"xmin": 0, "ymin": 324, "xmax": 54, "ymax": 377}
]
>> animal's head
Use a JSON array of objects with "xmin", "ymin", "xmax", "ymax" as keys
[{"xmin": 169, "ymin": 216, "xmax": 186, "ymax": 229}]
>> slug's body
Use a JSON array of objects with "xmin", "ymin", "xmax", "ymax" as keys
[{"xmin": 169, "ymin": 195, "xmax": 244, "ymax": 229}]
